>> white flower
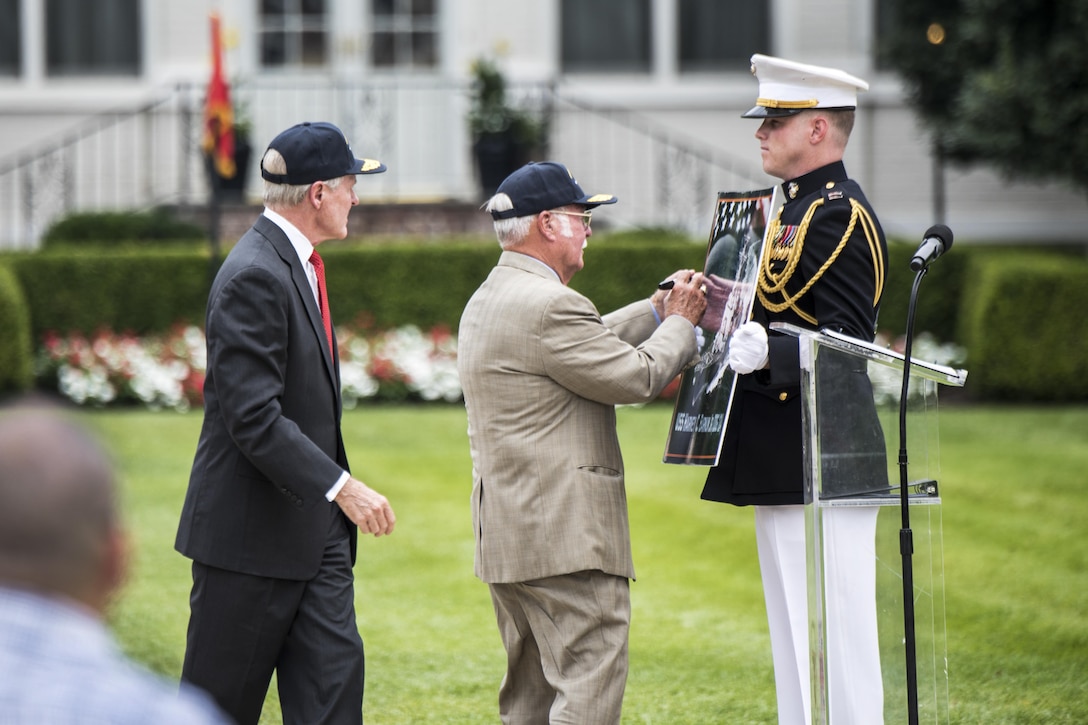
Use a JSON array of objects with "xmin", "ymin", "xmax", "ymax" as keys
[
  {"xmin": 372, "ymin": 325, "xmax": 462, "ymax": 402},
  {"xmin": 58, "ymin": 364, "xmax": 116, "ymax": 406},
  {"xmin": 126, "ymin": 347, "xmax": 189, "ymax": 412}
]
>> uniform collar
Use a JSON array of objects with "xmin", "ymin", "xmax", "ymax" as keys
[{"xmin": 782, "ymin": 160, "xmax": 848, "ymax": 202}]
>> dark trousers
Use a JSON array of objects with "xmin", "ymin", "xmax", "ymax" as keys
[{"xmin": 182, "ymin": 516, "xmax": 363, "ymax": 725}]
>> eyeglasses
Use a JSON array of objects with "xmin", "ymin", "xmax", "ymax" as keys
[{"xmin": 549, "ymin": 210, "xmax": 593, "ymax": 230}]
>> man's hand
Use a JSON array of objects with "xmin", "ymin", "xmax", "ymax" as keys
[
  {"xmin": 651, "ymin": 269, "xmax": 695, "ymax": 319},
  {"xmin": 334, "ymin": 477, "xmax": 396, "ymax": 537},
  {"xmin": 662, "ymin": 272, "xmax": 708, "ymax": 326},
  {"xmin": 727, "ymin": 321, "xmax": 769, "ymax": 374}
]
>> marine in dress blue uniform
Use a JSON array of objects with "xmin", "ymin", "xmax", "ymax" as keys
[{"xmin": 701, "ymin": 55, "xmax": 889, "ymax": 724}]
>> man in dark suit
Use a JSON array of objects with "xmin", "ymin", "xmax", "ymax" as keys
[{"xmin": 176, "ymin": 121, "xmax": 396, "ymax": 725}]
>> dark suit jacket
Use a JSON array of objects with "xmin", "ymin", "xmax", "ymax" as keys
[{"xmin": 175, "ymin": 215, "xmax": 356, "ymax": 580}]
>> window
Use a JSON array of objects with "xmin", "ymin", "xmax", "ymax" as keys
[
  {"xmin": 677, "ymin": 0, "xmax": 770, "ymax": 73},
  {"xmin": 0, "ymin": 0, "xmax": 19, "ymax": 76},
  {"xmin": 45, "ymin": 0, "xmax": 141, "ymax": 77},
  {"xmin": 259, "ymin": 0, "xmax": 329, "ymax": 68},
  {"xmin": 874, "ymin": 0, "xmax": 898, "ymax": 70},
  {"xmin": 370, "ymin": 0, "xmax": 439, "ymax": 69},
  {"xmin": 561, "ymin": 0, "xmax": 652, "ymax": 73}
]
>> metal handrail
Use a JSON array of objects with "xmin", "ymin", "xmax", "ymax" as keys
[
  {"xmin": 0, "ymin": 79, "xmax": 766, "ymax": 249},
  {"xmin": 0, "ymin": 87, "xmax": 202, "ymax": 249}
]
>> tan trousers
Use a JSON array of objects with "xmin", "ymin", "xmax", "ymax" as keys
[{"xmin": 488, "ymin": 571, "xmax": 630, "ymax": 725}]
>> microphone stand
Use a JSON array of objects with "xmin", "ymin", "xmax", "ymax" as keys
[{"xmin": 897, "ymin": 266, "xmax": 928, "ymax": 725}]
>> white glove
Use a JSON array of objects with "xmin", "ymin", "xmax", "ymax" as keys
[{"xmin": 727, "ymin": 321, "xmax": 769, "ymax": 374}]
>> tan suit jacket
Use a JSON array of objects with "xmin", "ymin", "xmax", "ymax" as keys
[{"xmin": 458, "ymin": 251, "xmax": 699, "ymax": 584}]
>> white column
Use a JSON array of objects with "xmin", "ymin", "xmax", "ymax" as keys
[
  {"xmin": 653, "ymin": 0, "xmax": 678, "ymax": 82},
  {"xmin": 22, "ymin": 0, "xmax": 44, "ymax": 85}
]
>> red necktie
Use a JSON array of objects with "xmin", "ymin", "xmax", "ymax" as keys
[{"xmin": 309, "ymin": 250, "xmax": 334, "ymax": 360}]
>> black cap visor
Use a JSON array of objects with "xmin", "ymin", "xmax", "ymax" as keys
[{"xmin": 741, "ymin": 104, "xmax": 804, "ymax": 119}]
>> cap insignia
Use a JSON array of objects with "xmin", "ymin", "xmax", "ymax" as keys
[{"xmin": 360, "ymin": 159, "xmax": 383, "ymax": 173}]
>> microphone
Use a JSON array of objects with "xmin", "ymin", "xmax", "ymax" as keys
[{"xmin": 910, "ymin": 224, "xmax": 954, "ymax": 271}]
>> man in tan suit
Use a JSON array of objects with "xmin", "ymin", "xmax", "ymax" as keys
[{"xmin": 457, "ymin": 161, "xmax": 708, "ymax": 724}]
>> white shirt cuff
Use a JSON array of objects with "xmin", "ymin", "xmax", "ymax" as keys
[
  {"xmin": 325, "ymin": 470, "xmax": 351, "ymax": 501},
  {"xmin": 649, "ymin": 299, "xmax": 662, "ymax": 325}
]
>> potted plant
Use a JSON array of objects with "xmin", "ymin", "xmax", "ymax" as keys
[
  {"xmin": 468, "ymin": 57, "xmax": 548, "ymax": 198},
  {"xmin": 215, "ymin": 101, "xmax": 253, "ymax": 202},
  {"xmin": 203, "ymin": 93, "xmax": 253, "ymax": 204}
]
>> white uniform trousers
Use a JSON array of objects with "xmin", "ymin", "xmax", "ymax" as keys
[{"xmin": 755, "ymin": 504, "xmax": 883, "ymax": 725}]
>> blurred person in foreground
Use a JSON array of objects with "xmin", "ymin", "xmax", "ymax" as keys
[
  {"xmin": 175, "ymin": 122, "xmax": 396, "ymax": 725},
  {"xmin": 701, "ymin": 55, "xmax": 890, "ymax": 724},
  {"xmin": 458, "ymin": 161, "xmax": 708, "ymax": 724},
  {"xmin": 0, "ymin": 400, "xmax": 231, "ymax": 724}
]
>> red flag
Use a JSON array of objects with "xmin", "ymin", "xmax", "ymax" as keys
[{"xmin": 202, "ymin": 13, "xmax": 235, "ymax": 179}]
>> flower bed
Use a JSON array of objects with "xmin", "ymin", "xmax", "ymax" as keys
[
  {"xmin": 36, "ymin": 322, "xmax": 962, "ymax": 413},
  {"xmin": 36, "ymin": 321, "xmax": 462, "ymax": 412},
  {"xmin": 337, "ymin": 318, "xmax": 461, "ymax": 407}
]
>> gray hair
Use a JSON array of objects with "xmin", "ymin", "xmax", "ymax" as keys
[
  {"xmin": 485, "ymin": 192, "xmax": 533, "ymax": 249},
  {"xmin": 261, "ymin": 148, "xmax": 344, "ymax": 208}
]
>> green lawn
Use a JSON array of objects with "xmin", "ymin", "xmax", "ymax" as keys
[{"xmin": 86, "ymin": 404, "xmax": 1087, "ymax": 724}]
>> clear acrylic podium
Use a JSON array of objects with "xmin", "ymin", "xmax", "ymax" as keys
[{"xmin": 772, "ymin": 323, "xmax": 967, "ymax": 725}]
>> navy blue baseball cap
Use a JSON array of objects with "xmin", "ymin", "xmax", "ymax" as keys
[
  {"xmin": 260, "ymin": 121, "xmax": 386, "ymax": 185},
  {"xmin": 490, "ymin": 161, "xmax": 617, "ymax": 220}
]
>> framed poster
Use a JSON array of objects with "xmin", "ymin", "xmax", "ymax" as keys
[{"xmin": 663, "ymin": 187, "xmax": 780, "ymax": 465}]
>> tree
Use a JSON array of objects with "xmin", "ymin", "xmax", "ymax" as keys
[{"xmin": 881, "ymin": 0, "xmax": 1088, "ymax": 195}]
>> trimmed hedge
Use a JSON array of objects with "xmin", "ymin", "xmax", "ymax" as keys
[
  {"xmin": 3, "ymin": 236, "xmax": 706, "ymax": 340},
  {"xmin": 0, "ymin": 265, "xmax": 33, "ymax": 394},
  {"xmin": 3, "ymin": 234, "xmax": 1087, "ymax": 402},
  {"xmin": 4, "ymin": 249, "xmax": 213, "ymax": 338},
  {"xmin": 958, "ymin": 251, "xmax": 1088, "ymax": 401},
  {"xmin": 321, "ymin": 227, "xmax": 708, "ymax": 331},
  {"xmin": 40, "ymin": 209, "xmax": 205, "ymax": 249},
  {"xmin": 879, "ymin": 241, "xmax": 969, "ymax": 343}
]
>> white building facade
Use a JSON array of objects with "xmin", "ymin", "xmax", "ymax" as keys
[{"xmin": 1, "ymin": 0, "xmax": 1085, "ymax": 248}]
